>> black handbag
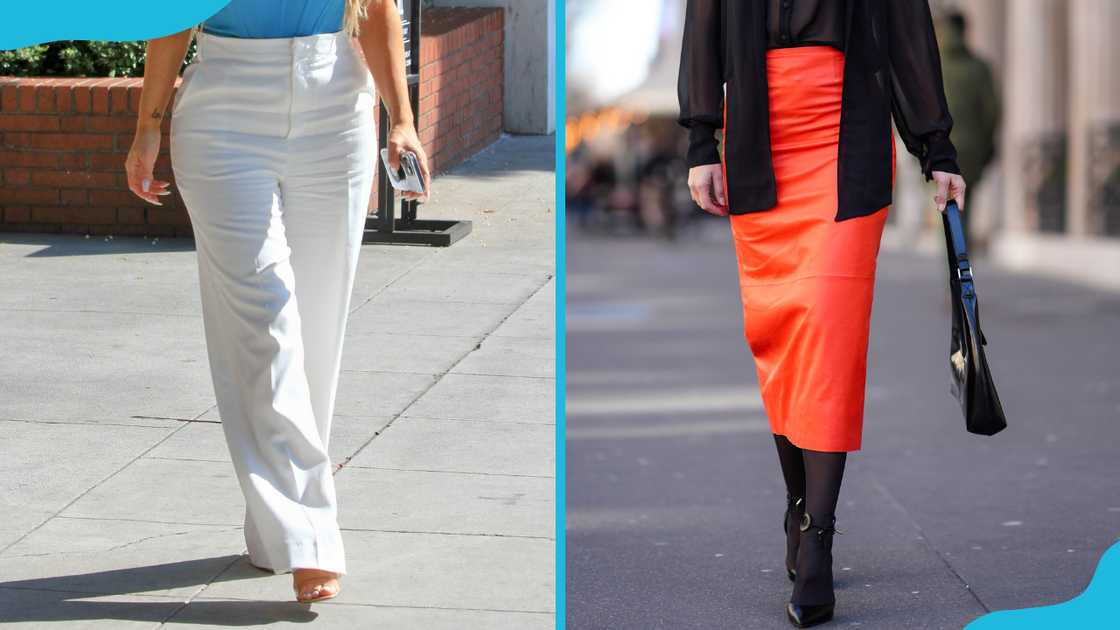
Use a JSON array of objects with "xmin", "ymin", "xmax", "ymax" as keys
[{"xmin": 941, "ymin": 201, "xmax": 1007, "ymax": 436}]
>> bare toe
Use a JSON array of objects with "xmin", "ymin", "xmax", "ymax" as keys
[{"xmin": 293, "ymin": 568, "xmax": 340, "ymax": 602}]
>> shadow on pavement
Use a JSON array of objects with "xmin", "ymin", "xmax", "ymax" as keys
[
  {"xmin": 0, "ymin": 233, "xmax": 196, "ymax": 258},
  {"xmin": 0, "ymin": 555, "xmax": 321, "ymax": 626}
]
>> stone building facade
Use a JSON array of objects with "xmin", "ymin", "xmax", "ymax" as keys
[{"xmin": 894, "ymin": 0, "xmax": 1120, "ymax": 288}]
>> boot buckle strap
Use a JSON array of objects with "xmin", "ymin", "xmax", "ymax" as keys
[{"xmin": 799, "ymin": 512, "xmax": 843, "ymax": 536}]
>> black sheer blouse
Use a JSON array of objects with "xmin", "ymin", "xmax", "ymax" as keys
[
  {"xmin": 678, "ymin": 0, "xmax": 961, "ymax": 221},
  {"xmin": 767, "ymin": 0, "xmax": 846, "ymax": 50}
]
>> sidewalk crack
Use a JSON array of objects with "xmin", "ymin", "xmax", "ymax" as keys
[
  {"xmin": 2, "ymin": 529, "xmax": 223, "ymax": 559},
  {"xmin": 337, "ymin": 273, "xmax": 555, "ymax": 469},
  {"xmin": 0, "ymin": 406, "xmax": 211, "ymax": 557},
  {"xmin": 869, "ymin": 476, "xmax": 991, "ymax": 614}
]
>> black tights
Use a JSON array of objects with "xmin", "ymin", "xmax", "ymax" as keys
[
  {"xmin": 773, "ymin": 434, "xmax": 846, "ymax": 521},
  {"xmin": 774, "ymin": 435, "xmax": 847, "ymax": 605}
]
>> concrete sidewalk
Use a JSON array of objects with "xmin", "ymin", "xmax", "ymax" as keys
[{"xmin": 0, "ymin": 134, "xmax": 555, "ymax": 628}]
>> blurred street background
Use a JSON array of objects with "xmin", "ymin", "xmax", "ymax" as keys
[{"xmin": 565, "ymin": 1, "xmax": 1120, "ymax": 628}]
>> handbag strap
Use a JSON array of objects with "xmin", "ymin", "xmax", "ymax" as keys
[
  {"xmin": 945, "ymin": 201, "xmax": 972, "ymax": 284},
  {"xmin": 945, "ymin": 200, "xmax": 988, "ymax": 345}
]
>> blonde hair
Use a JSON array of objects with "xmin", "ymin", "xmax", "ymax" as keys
[{"xmin": 344, "ymin": 0, "xmax": 373, "ymax": 37}]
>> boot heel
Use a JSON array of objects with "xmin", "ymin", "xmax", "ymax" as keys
[
  {"xmin": 786, "ymin": 602, "xmax": 834, "ymax": 627},
  {"xmin": 788, "ymin": 512, "xmax": 840, "ymax": 627},
  {"xmin": 783, "ymin": 494, "xmax": 804, "ymax": 582}
]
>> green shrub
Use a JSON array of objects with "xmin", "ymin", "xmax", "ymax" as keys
[{"xmin": 0, "ymin": 39, "xmax": 197, "ymax": 77}]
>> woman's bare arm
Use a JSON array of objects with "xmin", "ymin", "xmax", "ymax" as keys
[
  {"xmin": 356, "ymin": 1, "xmax": 410, "ymax": 128},
  {"xmin": 126, "ymin": 28, "xmax": 193, "ymax": 205},
  {"xmin": 138, "ymin": 29, "xmax": 193, "ymax": 131},
  {"xmin": 355, "ymin": 0, "xmax": 430, "ymax": 200}
]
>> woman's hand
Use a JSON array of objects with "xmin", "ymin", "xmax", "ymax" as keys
[
  {"xmin": 387, "ymin": 122, "xmax": 431, "ymax": 202},
  {"xmin": 127, "ymin": 29, "xmax": 192, "ymax": 206},
  {"xmin": 688, "ymin": 164, "xmax": 728, "ymax": 216},
  {"xmin": 125, "ymin": 124, "xmax": 171, "ymax": 205},
  {"xmin": 931, "ymin": 170, "xmax": 966, "ymax": 213}
]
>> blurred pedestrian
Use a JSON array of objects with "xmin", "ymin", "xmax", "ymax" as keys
[
  {"xmin": 679, "ymin": 1, "xmax": 964, "ymax": 626},
  {"xmin": 937, "ymin": 9, "xmax": 1001, "ymax": 243}
]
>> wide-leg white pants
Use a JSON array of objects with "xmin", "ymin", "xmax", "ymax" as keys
[{"xmin": 169, "ymin": 29, "xmax": 377, "ymax": 575}]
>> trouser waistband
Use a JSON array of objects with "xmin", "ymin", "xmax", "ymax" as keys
[{"xmin": 195, "ymin": 29, "xmax": 352, "ymax": 62}]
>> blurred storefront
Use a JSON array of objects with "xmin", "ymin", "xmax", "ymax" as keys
[{"xmin": 565, "ymin": 0, "xmax": 694, "ymax": 237}]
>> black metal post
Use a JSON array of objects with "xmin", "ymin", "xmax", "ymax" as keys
[{"xmin": 364, "ymin": 0, "xmax": 472, "ymax": 247}]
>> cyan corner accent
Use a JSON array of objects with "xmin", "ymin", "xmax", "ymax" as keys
[
  {"xmin": 0, "ymin": 1, "xmax": 232, "ymax": 51},
  {"xmin": 965, "ymin": 541, "xmax": 1120, "ymax": 629}
]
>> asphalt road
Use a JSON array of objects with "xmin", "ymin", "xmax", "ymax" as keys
[{"xmin": 565, "ymin": 218, "xmax": 1120, "ymax": 629}]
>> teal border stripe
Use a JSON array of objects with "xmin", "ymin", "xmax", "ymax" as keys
[
  {"xmin": 0, "ymin": 2, "xmax": 231, "ymax": 50},
  {"xmin": 554, "ymin": 0, "xmax": 567, "ymax": 627}
]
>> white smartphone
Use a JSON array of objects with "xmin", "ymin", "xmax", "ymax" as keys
[{"xmin": 380, "ymin": 148, "xmax": 426, "ymax": 195}]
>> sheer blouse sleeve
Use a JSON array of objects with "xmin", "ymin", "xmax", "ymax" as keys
[
  {"xmin": 677, "ymin": 0, "xmax": 725, "ymax": 168},
  {"xmin": 885, "ymin": 0, "xmax": 961, "ymax": 180}
]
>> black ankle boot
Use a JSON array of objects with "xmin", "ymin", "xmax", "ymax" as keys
[
  {"xmin": 786, "ymin": 512, "xmax": 839, "ymax": 628},
  {"xmin": 783, "ymin": 494, "xmax": 804, "ymax": 581}
]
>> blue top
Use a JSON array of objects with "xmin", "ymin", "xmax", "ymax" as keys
[{"xmin": 201, "ymin": 0, "xmax": 345, "ymax": 38}]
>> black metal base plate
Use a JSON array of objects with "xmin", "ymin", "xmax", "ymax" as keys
[{"xmin": 362, "ymin": 218, "xmax": 472, "ymax": 247}]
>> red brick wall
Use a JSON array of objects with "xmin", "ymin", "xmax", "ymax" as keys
[
  {"xmin": 0, "ymin": 7, "xmax": 503, "ymax": 237},
  {"xmin": 417, "ymin": 8, "xmax": 504, "ymax": 174}
]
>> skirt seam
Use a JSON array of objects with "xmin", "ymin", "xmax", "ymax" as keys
[{"xmin": 738, "ymin": 273, "xmax": 876, "ymax": 288}]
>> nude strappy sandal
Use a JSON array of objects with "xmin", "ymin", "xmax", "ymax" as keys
[{"xmin": 293, "ymin": 569, "xmax": 341, "ymax": 603}]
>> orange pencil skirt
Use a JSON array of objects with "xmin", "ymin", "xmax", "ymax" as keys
[{"xmin": 727, "ymin": 46, "xmax": 893, "ymax": 453}]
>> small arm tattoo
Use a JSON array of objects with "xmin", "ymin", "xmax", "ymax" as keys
[{"xmin": 150, "ymin": 109, "xmax": 164, "ymax": 120}]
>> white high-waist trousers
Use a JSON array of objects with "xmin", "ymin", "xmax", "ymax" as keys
[{"xmin": 169, "ymin": 28, "xmax": 377, "ymax": 575}]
